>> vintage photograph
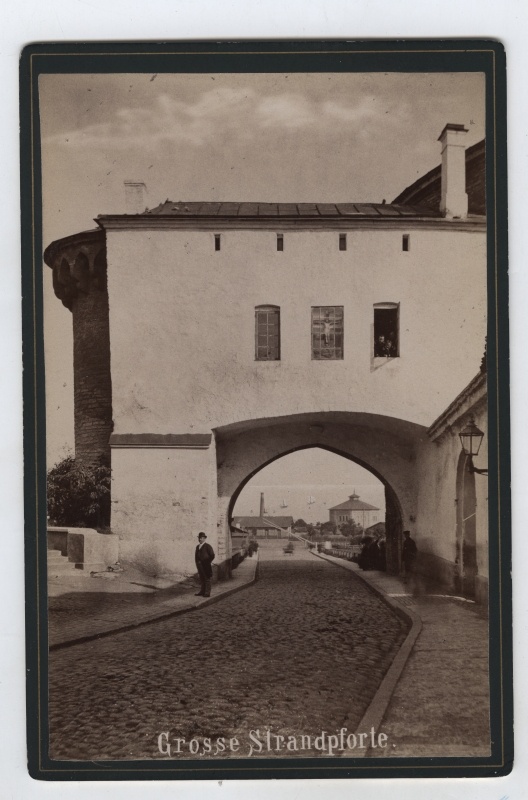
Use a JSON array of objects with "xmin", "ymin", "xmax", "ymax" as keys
[{"xmin": 23, "ymin": 43, "xmax": 510, "ymax": 779}]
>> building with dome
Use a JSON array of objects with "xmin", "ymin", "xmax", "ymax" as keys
[{"xmin": 328, "ymin": 493, "xmax": 380, "ymax": 530}]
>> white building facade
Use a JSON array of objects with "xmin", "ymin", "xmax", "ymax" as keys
[{"xmin": 45, "ymin": 124, "xmax": 489, "ymax": 600}]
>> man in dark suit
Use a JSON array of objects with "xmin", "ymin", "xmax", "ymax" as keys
[
  {"xmin": 195, "ymin": 532, "xmax": 215, "ymax": 597},
  {"xmin": 401, "ymin": 530, "xmax": 417, "ymax": 582}
]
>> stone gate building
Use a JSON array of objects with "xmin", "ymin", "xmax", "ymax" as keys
[{"xmin": 44, "ymin": 124, "xmax": 489, "ymax": 601}]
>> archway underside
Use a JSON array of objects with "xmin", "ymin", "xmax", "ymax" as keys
[{"xmin": 214, "ymin": 412, "xmax": 427, "ymax": 576}]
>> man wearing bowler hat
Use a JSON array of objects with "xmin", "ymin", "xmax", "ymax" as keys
[{"xmin": 195, "ymin": 532, "xmax": 215, "ymax": 597}]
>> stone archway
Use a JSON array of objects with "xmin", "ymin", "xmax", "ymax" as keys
[
  {"xmin": 456, "ymin": 452, "xmax": 478, "ymax": 598},
  {"xmin": 216, "ymin": 412, "xmax": 422, "ymax": 578},
  {"xmin": 226, "ymin": 444, "xmax": 404, "ymax": 575}
]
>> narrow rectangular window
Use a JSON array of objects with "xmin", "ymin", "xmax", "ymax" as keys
[
  {"xmin": 312, "ymin": 306, "xmax": 344, "ymax": 360},
  {"xmin": 374, "ymin": 303, "xmax": 399, "ymax": 357},
  {"xmin": 402, "ymin": 234, "xmax": 410, "ymax": 252},
  {"xmin": 215, "ymin": 234, "xmax": 221, "ymax": 251},
  {"xmin": 255, "ymin": 305, "xmax": 280, "ymax": 361},
  {"xmin": 277, "ymin": 234, "xmax": 284, "ymax": 252},
  {"xmin": 339, "ymin": 233, "xmax": 347, "ymax": 251}
]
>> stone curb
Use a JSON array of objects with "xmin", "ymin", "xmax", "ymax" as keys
[
  {"xmin": 312, "ymin": 551, "xmax": 422, "ymax": 758},
  {"xmin": 49, "ymin": 554, "xmax": 260, "ymax": 652}
]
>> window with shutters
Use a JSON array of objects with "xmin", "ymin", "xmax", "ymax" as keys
[
  {"xmin": 255, "ymin": 305, "xmax": 280, "ymax": 361},
  {"xmin": 311, "ymin": 306, "xmax": 344, "ymax": 360}
]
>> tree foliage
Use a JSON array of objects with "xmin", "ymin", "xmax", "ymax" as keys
[
  {"xmin": 47, "ymin": 456, "xmax": 111, "ymax": 529},
  {"xmin": 320, "ymin": 520, "xmax": 336, "ymax": 534},
  {"xmin": 338, "ymin": 520, "xmax": 363, "ymax": 538},
  {"xmin": 293, "ymin": 518, "xmax": 308, "ymax": 528}
]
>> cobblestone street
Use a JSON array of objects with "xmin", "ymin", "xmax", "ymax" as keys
[{"xmin": 48, "ymin": 543, "xmax": 408, "ymax": 760}]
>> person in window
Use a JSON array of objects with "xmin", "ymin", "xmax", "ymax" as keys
[
  {"xmin": 376, "ymin": 333, "xmax": 396, "ymax": 357},
  {"xmin": 375, "ymin": 334, "xmax": 387, "ymax": 357},
  {"xmin": 386, "ymin": 331, "xmax": 397, "ymax": 356}
]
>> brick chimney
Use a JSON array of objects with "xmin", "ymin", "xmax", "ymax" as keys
[
  {"xmin": 438, "ymin": 124, "xmax": 468, "ymax": 219},
  {"xmin": 260, "ymin": 492, "xmax": 265, "ymax": 517},
  {"xmin": 124, "ymin": 180, "xmax": 147, "ymax": 214}
]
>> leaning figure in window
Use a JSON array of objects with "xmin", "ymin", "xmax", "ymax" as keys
[
  {"xmin": 376, "ymin": 334, "xmax": 387, "ymax": 356},
  {"xmin": 323, "ymin": 318, "xmax": 333, "ymax": 345},
  {"xmin": 376, "ymin": 333, "xmax": 395, "ymax": 357}
]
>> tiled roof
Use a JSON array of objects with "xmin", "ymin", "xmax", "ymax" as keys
[
  {"xmin": 329, "ymin": 497, "xmax": 379, "ymax": 512},
  {"xmin": 142, "ymin": 201, "xmax": 439, "ymax": 219}
]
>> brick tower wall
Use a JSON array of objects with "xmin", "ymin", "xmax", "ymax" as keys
[
  {"xmin": 72, "ymin": 285, "xmax": 112, "ymax": 466},
  {"xmin": 45, "ymin": 230, "xmax": 113, "ymax": 468}
]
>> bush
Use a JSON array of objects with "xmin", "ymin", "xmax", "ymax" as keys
[{"xmin": 47, "ymin": 456, "xmax": 111, "ymax": 529}]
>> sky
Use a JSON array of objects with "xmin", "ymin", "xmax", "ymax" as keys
[
  {"xmin": 40, "ymin": 71, "xmax": 485, "ymax": 244},
  {"xmin": 40, "ymin": 71, "xmax": 485, "ymax": 484},
  {"xmin": 232, "ymin": 448, "xmax": 385, "ymax": 524}
]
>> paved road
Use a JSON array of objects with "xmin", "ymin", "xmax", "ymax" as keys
[{"xmin": 48, "ymin": 542, "xmax": 407, "ymax": 760}]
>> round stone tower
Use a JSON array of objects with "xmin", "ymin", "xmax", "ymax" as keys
[{"xmin": 44, "ymin": 229, "xmax": 112, "ymax": 467}]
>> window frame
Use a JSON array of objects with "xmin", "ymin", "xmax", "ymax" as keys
[
  {"xmin": 255, "ymin": 305, "xmax": 281, "ymax": 361},
  {"xmin": 311, "ymin": 305, "xmax": 344, "ymax": 360},
  {"xmin": 373, "ymin": 302, "xmax": 400, "ymax": 358}
]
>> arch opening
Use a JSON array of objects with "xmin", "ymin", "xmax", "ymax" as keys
[{"xmin": 225, "ymin": 444, "xmax": 404, "ymax": 575}]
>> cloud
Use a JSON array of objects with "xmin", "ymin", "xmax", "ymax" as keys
[
  {"xmin": 43, "ymin": 85, "xmax": 405, "ymax": 152},
  {"xmin": 256, "ymin": 93, "xmax": 316, "ymax": 129}
]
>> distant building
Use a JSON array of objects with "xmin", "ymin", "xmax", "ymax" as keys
[
  {"xmin": 329, "ymin": 492, "xmax": 380, "ymax": 530},
  {"xmin": 233, "ymin": 516, "xmax": 293, "ymax": 539},
  {"xmin": 365, "ymin": 522, "xmax": 386, "ymax": 538}
]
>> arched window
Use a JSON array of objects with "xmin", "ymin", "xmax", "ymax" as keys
[
  {"xmin": 374, "ymin": 302, "xmax": 399, "ymax": 357},
  {"xmin": 255, "ymin": 305, "xmax": 280, "ymax": 361}
]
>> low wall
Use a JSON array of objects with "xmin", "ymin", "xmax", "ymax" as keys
[{"xmin": 47, "ymin": 526, "xmax": 119, "ymax": 572}]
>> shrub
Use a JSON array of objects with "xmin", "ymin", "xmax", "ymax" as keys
[{"xmin": 47, "ymin": 456, "xmax": 111, "ymax": 529}]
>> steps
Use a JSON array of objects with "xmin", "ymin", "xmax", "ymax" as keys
[{"xmin": 47, "ymin": 549, "xmax": 80, "ymax": 578}]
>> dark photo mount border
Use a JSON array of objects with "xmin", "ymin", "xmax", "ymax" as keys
[{"xmin": 20, "ymin": 39, "xmax": 511, "ymax": 781}]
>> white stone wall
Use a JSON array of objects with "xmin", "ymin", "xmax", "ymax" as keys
[
  {"xmin": 104, "ymin": 222, "xmax": 486, "ymax": 579},
  {"xmin": 329, "ymin": 509, "xmax": 380, "ymax": 528},
  {"xmin": 106, "ymin": 225, "xmax": 486, "ymax": 435},
  {"xmin": 414, "ymin": 387, "xmax": 488, "ymax": 599},
  {"xmin": 111, "ymin": 442, "xmax": 218, "ymax": 577}
]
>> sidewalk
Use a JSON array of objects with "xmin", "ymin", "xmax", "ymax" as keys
[
  {"xmin": 48, "ymin": 554, "xmax": 259, "ymax": 649},
  {"xmin": 317, "ymin": 553, "xmax": 490, "ymax": 758}
]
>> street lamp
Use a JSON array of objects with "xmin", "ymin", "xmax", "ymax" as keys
[{"xmin": 458, "ymin": 414, "xmax": 488, "ymax": 475}]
